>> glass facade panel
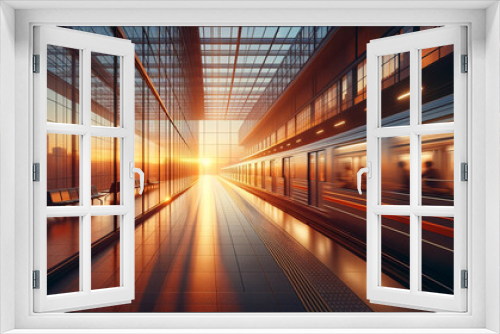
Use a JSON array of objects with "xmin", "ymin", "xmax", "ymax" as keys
[
  {"xmin": 199, "ymin": 120, "xmax": 243, "ymax": 174},
  {"xmin": 47, "ymin": 45, "xmax": 80, "ymax": 124},
  {"xmin": 91, "ymin": 52, "xmax": 120, "ymax": 127},
  {"xmin": 47, "ymin": 216, "xmax": 80, "ymax": 295},
  {"xmin": 341, "ymin": 71, "xmax": 353, "ymax": 111},
  {"xmin": 91, "ymin": 136, "xmax": 120, "ymax": 206},
  {"xmin": 47, "ymin": 134, "xmax": 80, "ymax": 206},
  {"xmin": 296, "ymin": 105, "xmax": 311, "ymax": 134},
  {"xmin": 46, "ymin": 26, "xmax": 199, "ymax": 286},
  {"xmin": 91, "ymin": 216, "xmax": 120, "ymax": 290}
]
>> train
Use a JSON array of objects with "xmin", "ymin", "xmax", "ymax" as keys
[{"xmin": 222, "ymin": 50, "xmax": 456, "ymax": 294}]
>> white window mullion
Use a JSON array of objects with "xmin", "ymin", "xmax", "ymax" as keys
[
  {"xmin": 409, "ymin": 47, "xmax": 420, "ymax": 295},
  {"xmin": 366, "ymin": 48, "xmax": 380, "ymax": 296},
  {"xmin": 81, "ymin": 47, "xmax": 92, "ymax": 295}
]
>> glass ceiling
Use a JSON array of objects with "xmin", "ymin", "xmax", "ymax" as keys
[{"xmin": 199, "ymin": 26, "xmax": 302, "ymax": 120}]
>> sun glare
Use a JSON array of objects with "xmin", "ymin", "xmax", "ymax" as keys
[{"xmin": 200, "ymin": 158, "xmax": 211, "ymax": 166}]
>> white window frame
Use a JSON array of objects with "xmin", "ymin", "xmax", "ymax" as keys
[
  {"xmin": 1, "ymin": 1, "xmax": 498, "ymax": 333},
  {"xmin": 365, "ymin": 26, "xmax": 467, "ymax": 312},
  {"xmin": 33, "ymin": 26, "xmax": 137, "ymax": 313}
]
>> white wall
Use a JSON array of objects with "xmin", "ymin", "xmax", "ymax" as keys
[
  {"xmin": 485, "ymin": 2, "xmax": 500, "ymax": 333},
  {"xmin": 0, "ymin": 2, "xmax": 16, "ymax": 333}
]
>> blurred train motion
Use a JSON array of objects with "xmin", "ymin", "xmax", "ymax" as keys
[{"xmin": 223, "ymin": 45, "xmax": 456, "ymax": 294}]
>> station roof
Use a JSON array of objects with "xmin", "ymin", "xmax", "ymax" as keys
[{"xmin": 199, "ymin": 26, "xmax": 302, "ymax": 120}]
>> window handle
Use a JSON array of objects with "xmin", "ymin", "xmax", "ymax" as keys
[
  {"xmin": 130, "ymin": 162, "xmax": 145, "ymax": 195},
  {"xmin": 357, "ymin": 162, "xmax": 371, "ymax": 195}
]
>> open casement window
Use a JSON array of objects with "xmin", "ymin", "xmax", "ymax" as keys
[
  {"xmin": 364, "ymin": 26, "xmax": 467, "ymax": 312},
  {"xmin": 33, "ymin": 26, "xmax": 140, "ymax": 312}
]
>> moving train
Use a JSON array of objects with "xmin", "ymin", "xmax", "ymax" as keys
[{"xmin": 222, "ymin": 50, "xmax": 456, "ymax": 294}]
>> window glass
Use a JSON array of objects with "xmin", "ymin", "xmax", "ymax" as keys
[
  {"xmin": 341, "ymin": 71, "xmax": 353, "ymax": 111},
  {"xmin": 318, "ymin": 151, "xmax": 326, "ymax": 182}
]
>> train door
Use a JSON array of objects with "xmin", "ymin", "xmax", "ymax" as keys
[
  {"xmin": 261, "ymin": 161, "xmax": 266, "ymax": 188},
  {"xmin": 362, "ymin": 26, "xmax": 467, "ymax": 312},
  {"xmin": 308, "ymin": 151, "xmax": 325, "ymax": 207},
  {"xmin": 317, "ymin": 150, "xmax": 326, "ymax": 207},
  {"xmin": 308, "ymin": 152, "xmax": 317, "ymax": 206},
  {"xmin": 254, "ymin": 163, "xmax": 258, "ymax": 186},
  {"xmin": 283, "ymin": 157, "xmax": 291, "ymax": 197},
  {"xmin": 33, "ymin": 26, "xmax": 139, "ymax": 312},
  {"xmin": 247, "ymin": 164, "xmax": 251, "ymax": 184},
  {"xmin": 271, "ymin": 159, "xmax": 277, "ymax": 192}
]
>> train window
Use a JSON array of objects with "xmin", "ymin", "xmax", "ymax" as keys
[
  {"xmin": 34, "ymin": 26, "xmax": 137, "ymax": 313},
  {"xmin": 309, "ymin": 154, "xmax": 316, "ymax": 181},
  {"xmin": 318, "ymin": 151, "xmax": 326, "ymax": 182},
  {"xmin": 366, "ymin": 26, "xmax": 466, "ymax": 312},
  {"xmin": 421, "ymin": 45, "xmax": 454, "ymax": 124}
]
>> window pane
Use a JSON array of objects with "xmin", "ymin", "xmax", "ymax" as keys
[
  {"xmin": 380, "ymin": 215, "xmax": 410, "ymax": 290},
  {"xmin": 91, "ymin": 52, "xmax": 121, "ymax": 127},
  {"xmin": 47, "ymin": 134, "xmax": 80, "ymax": 206},
  {"xmin": 47, "ymin": 216, "xmax": 80, "ymax": 295},
  {"xmin": 318, "ymin": 151, "xmax": 326, "ymax": 182},
  {"xmin": 91, "ymin": 136, "xmax": 120, "ymax": 205},
  {"xmin": 47, "ymin": 45, "xmax": 80, "ymax": 124},
  {"xmin": 309, "ymin": 153, "xmax": 316, "ymax": 181},
  {"xmin": 91, "ymin": 215, "xmax": 120, "ymax": 290},
  {"xmin": 421, "ymin": 216, "xmax": 454, "ymax": 294},
  {"xmin": 381, "ymin": 52, "xmax": 410, "ymax": 127},
  {"xmin": 421, "ymin": 45, "xmax": 454, "ymax": 124},
  {"xmin": 381, "ymin": 136, "xmax": 410, "ymax": 205},
  {"xmin": 421, "ymin": 133, "xmax": 454, "ymax": 206}
]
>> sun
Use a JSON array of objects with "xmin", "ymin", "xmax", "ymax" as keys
[{"xmin": 200, "ymin": 158, "xmax": 211, "ymax": 166}]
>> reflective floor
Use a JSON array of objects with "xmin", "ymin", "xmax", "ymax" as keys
[{"xmin": 61, "ymin": 175, "xmax": 408, "ymax": 312}]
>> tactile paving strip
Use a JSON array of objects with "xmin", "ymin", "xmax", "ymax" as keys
[{"xmin": 218, "ymin": 179, "xmax": 372, "ymax": 312}]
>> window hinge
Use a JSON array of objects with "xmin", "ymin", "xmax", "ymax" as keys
[
  {"xmin": 32, "ymin": 270, "xmax": 40, "ymax": 289},
  {"xmin": 33, "ymin": 163, "xmax": 40, "ymax": 182},
  {"xmin": 461, "ymin": 270, "xmax": 468, "ymax": 289},
  {"xmin": 33, "ymin": 54, "xmax": 40, "ymax": 73},
  {"xmin": 461, "ymin": 162, "xmax": 468, "ymax": 181},
  {"xmin": 461, "ymin": 54, "xmax": 468, "ymax": 73}
]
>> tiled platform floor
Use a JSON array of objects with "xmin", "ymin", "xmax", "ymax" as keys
[{"xmin": 48, "ymin": 175, "xmax": 408, "ymax": 312}]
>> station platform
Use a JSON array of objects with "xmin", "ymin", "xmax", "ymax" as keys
[{"xmin": 58, "ymin": 175, "xmax": 408, "ymax": 312}]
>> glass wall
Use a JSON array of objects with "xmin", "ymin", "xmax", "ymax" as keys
[
  {"xmin": 47, "ymin": 26, "xmax": 199, "ymax": 294},
  {"xmin": 198, "ymin": 120, "xmax": 243, "ymax": 174}
]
